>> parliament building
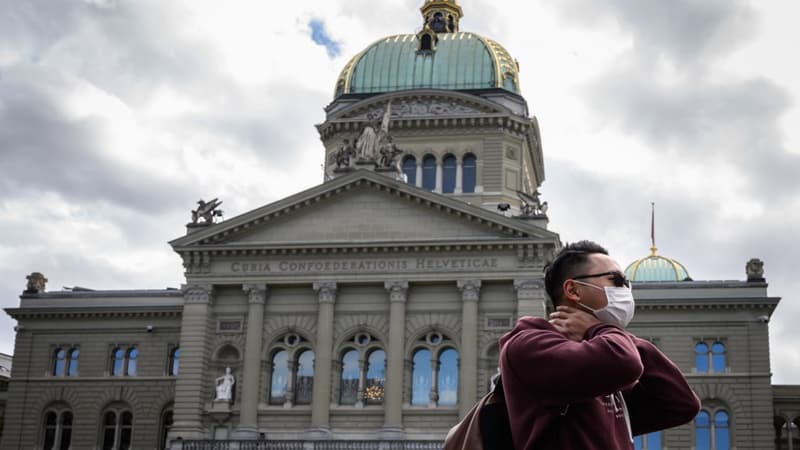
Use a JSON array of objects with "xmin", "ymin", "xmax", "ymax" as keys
[{"xmin": 2, "ymin": 1, "xmax": 799, "ymax": 449}]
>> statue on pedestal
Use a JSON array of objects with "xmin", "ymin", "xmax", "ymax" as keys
[{"xmin": 215, "ymin": 367, "xmax": 235, "ymax": 402}]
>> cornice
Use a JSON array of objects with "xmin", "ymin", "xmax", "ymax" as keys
[
  {"xmin": 636, "ymin": 299, "xmax": 778, "ymax": 312},
  {"xmin": 5, "ymin": 306, "xmax": 183, "ymax": 321}
]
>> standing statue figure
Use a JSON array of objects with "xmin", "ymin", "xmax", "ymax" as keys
[
  {"xmin": 215, "ymin": 367, "xmax": 235, "ymax": 402},
  {"xmin": 356, "ymin": 101, "xmax": 392, "ymax": 160}
]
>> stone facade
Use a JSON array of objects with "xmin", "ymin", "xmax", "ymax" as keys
[{"xmin": 2, "ymin": 1, "xmax": 797, "ymax": 448}]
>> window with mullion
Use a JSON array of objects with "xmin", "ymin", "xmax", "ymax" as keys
[{"xmin": 695, "ymin": 408, "xmax": 731, "ymax": 450}]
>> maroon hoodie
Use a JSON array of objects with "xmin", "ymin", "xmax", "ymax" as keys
[{"xmin": 499, "ymin": 316, "xmax": 700, "ymax": 450}]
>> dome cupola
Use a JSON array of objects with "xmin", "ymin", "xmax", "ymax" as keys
[{"xmin": 333, "ymin": 1, "xmax": 520, "ymax": 98}]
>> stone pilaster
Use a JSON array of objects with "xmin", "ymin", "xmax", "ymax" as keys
[
  {"xmin": 381, "ymin": 281, "xmax": 408, "ymax": 439},
  {"xmin": 169, "ymin": 284, "xmax": 214, "ymax": 440},
  {"xmin": 307, "ymin": 282, "xmax": 337, "ymax": 439},
  {"xmin": 234, "ymin": 284, "xmax": 268, "ymax": 439},
  {"xmin": 514, "ymin": 279, "xmax": 547, "ymax": 318},
  {"xmin": 457, "ymin": 279, "xmax": 481, "ymax": 417}
]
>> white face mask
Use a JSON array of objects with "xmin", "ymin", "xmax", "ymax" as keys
[{"xmin": 574, "ymin": 282, "xmax": 636, "ymax": 328}]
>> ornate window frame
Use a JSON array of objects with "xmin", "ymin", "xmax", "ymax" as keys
[{"xmin": 335, "ymin": 332, "xmax": 386, "ymax": 407}]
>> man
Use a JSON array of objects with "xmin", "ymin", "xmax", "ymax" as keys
[{"xmin": 499, "ymin": 240, "xmax": 700, "ymax": 449}]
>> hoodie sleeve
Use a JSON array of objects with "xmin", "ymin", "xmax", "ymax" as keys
[
  {"xmin": 501, "ymin": 317, "xmax": 644, "ymax": 405},
  {"xmin": 624, "ymin": 338, "xmax": 702, "ymax": 435}
]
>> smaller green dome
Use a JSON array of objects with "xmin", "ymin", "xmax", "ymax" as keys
[{"xmin": 625, "ymin": 248, "xmax": 691, "ymax": 282}]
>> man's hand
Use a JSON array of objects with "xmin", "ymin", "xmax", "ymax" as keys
[{"xmin": 549, "ymin": 305, "xmax": 601, "ymax": 342}]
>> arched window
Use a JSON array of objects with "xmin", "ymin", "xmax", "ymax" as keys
[
  {"xmin": 52, "ymin": 348, "xmax": 66, "ymax": 376},
  {"xmin": 42, "ymin": 408, "xmax": 72, "ymax": 450},
  {"xmin": 696, "ymin": 410, "xmax": 711, "ymax": 450},
  {"xmin": 266, "ymin": 333, "xmax": 314, "ymax": 407},
  {"xmin": 633, "ymin": 431, "xmax": 661, "ymax": 450},
  {"xmin": 337, "ymin": 333, "xmax": 386, "ymax": 406},
  {"xmin": 714, "ymin": 411, "xmax": 730, "ymax": 450},
  {"xmin": 410, "ymin": 331, "xmax": 459, "ymax": 408},
  {"xmin": 462, "ymin": 154, "xmax": 476, "ymax": 193},
  {"xmin": 111, "ymin": 348, "xmax": 125, "ymax": 376},
  {"xmin": 422, "ymin": 155, "xmax": 436, "ymax": 191},
  {"xmin": 711, "ymin": 342, "xmax": 726, "ymax": 373},
  {"xmin": 339, "ymin": 349, "xmax": 359, "ymax": 405},
  {"xmin": 442, "ymin": 154, "xmax": 456, "ymax": 193},
  {"xmin": 168, "ymin": 347, "xmax": 180, "ymax": 376},
  {"xmin": 695, "ymin": 342, "xmax": 709, "ymax": 373},
  {"xmin": 67, "ymin": 348, "xmax": 79, "ymax": 376},
  {"xmin": 158, "ymin": 409, "xmax": 173, "ymax": 450},
  {"xmin": 294, "ymin": 350, "xmax": 315, "ymax": 405},
  {"xmin": 111, "ymin": 346, "xmax": 138, "ymax": 377},
  {"xmin": 411, "ymin": 349, "xmax": 432, "ymax": 406},
  {"xmin": 438, "ymin": 348, "xmax": 458, "ymax": 406},
  {"xmin": 269, "ymin": 350, "xmax": 289, "ymax": 405},
  {"xmin": 695, "ymin": 341, "xmax": 726, "ymax": 373},
  {"xmin": 365, "ymin": 349, "xmax": 386, "ymax": 405},
  {"xmin": 402, "ymin": 156, "xmax": 417, "ymax": 185},
  {"xmin": 102, "ymin": 408, "xmax": 133, "ymax": 450},
  {"xmin": 695, "ymin": 409, "xmax": 731, "ymax": 450},
  {"xmin": 126, "ymin": 348, "xmax": 138, "ymax": 376},
  {"xmin": 420, "ymin": 34, "xmax": 432, "ymax": 51}
]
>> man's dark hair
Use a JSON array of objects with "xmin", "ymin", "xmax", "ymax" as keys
[{"xmin": 544, "ymin": 240, "xmax": 609, "ymax": 306}]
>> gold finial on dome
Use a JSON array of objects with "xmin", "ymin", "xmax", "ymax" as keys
[{"xmin": 420, "ymin": 0, "xmax": 463, "ymax": 33}]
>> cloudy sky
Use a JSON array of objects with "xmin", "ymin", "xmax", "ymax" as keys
[{"xmin": 1, "ymin": 0, "xmax": 798, "ymax": 383}]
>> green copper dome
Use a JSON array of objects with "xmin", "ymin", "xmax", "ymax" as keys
[
  {"xmin": 334, "ymin": 32, "xmax": 521, "ymax": 98},
  {"xmin": 625, "ymin": 248, "xmax": 691, "ymax": 282}
]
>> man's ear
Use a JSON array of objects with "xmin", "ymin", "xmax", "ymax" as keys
[{"xmin": 562, "ymin": 279, "xmax": 580, "ymax": 302}]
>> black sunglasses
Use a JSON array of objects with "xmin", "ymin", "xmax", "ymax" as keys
[{"xmin": 572, "ymin": 271, "xmax": 631, "ymax": 288}]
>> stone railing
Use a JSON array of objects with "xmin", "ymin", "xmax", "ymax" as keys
[{"xmin": 175, "ymin": 441, "xmax": 443, "ymax": 450}]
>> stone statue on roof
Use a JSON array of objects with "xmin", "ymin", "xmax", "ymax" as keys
[{"xmin": 356, "ymin": 100, "xmax": 392, "ymax": 160}]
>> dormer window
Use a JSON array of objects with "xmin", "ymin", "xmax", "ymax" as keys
[
  {"xmin": 417, "ymin": 27, "xmax": 438, "ymax": 52},
  {"xmin": 420, "ymin": 34, "xmax": 433, "ymax": 51}
]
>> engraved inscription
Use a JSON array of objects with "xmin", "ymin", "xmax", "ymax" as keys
[{"xmin": 227, "ymin": 257, "xmax": 500, "ymax": 274}]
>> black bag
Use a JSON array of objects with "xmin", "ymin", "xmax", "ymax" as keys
[{"xmin": 444, "ymin": 375, "xmax": 513, "ymax": 450}]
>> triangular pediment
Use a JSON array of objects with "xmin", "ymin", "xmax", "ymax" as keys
[{"xmin": 170, "ymin": 171, "xmax": 558, "ymax": 251}]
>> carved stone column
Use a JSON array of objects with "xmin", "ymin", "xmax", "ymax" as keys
[
  {"xmin": 514, "ymin": 279, "xmax": 547, "ymax": 318},
  {"xmin": 234, "ymin": 284, "xmax": 268, "ymax": 439},
  {"xmin": 457, "ymin": 279, "xmax": 480, "ymax": 417},
  {"xmin": 308, "ymin": 282, "xmax": 337, "ymax": 439},
  {"xmin": 415, "ymin": 161, "xmax": 423, "ymax": 188},
  {"xmin": 169, "ymin": 285, "xmax": 214, "ymax": 440},
  {"xmin": 455, "ymin": 159, "xmax": 463, "ymax": 194},
  {"xmin": 429, "ymin": 356, "xmax": 440, "ymax": 408},
  {"xmin": 381, "ymin": 281, "xmax": 408, "ymax": 439}
]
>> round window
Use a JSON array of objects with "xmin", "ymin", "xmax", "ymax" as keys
[
  {"xmin": 356, "ymin": 333, "xmax": 371, "ymax": 346},
  {"xmin": 284, "ymin": 334, "xmax": 300, "ymax": 347},
  {"xmin": 427, "ymin": 332, "xmax": 443, "ymax": 345}
]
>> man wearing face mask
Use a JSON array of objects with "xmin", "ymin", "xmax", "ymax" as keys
[{"xmin": 499, "ymin": 240, "xmax": 700, "ymax": 450}]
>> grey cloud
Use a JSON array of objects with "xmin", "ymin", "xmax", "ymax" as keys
[
  {"xmin": 544, "ymin": 0, "xmax": 757, "ymax": 65},
  {"xmin": 1, "ymin": 0, "xmax": 224, "ymax": 104},
  {"xmin": 0, "ymin": 65, "xmax": 192, "ymax": 213},
  {"xmin": 582, "ymin": 63, "xmax": 799, "ymax": 201}
]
